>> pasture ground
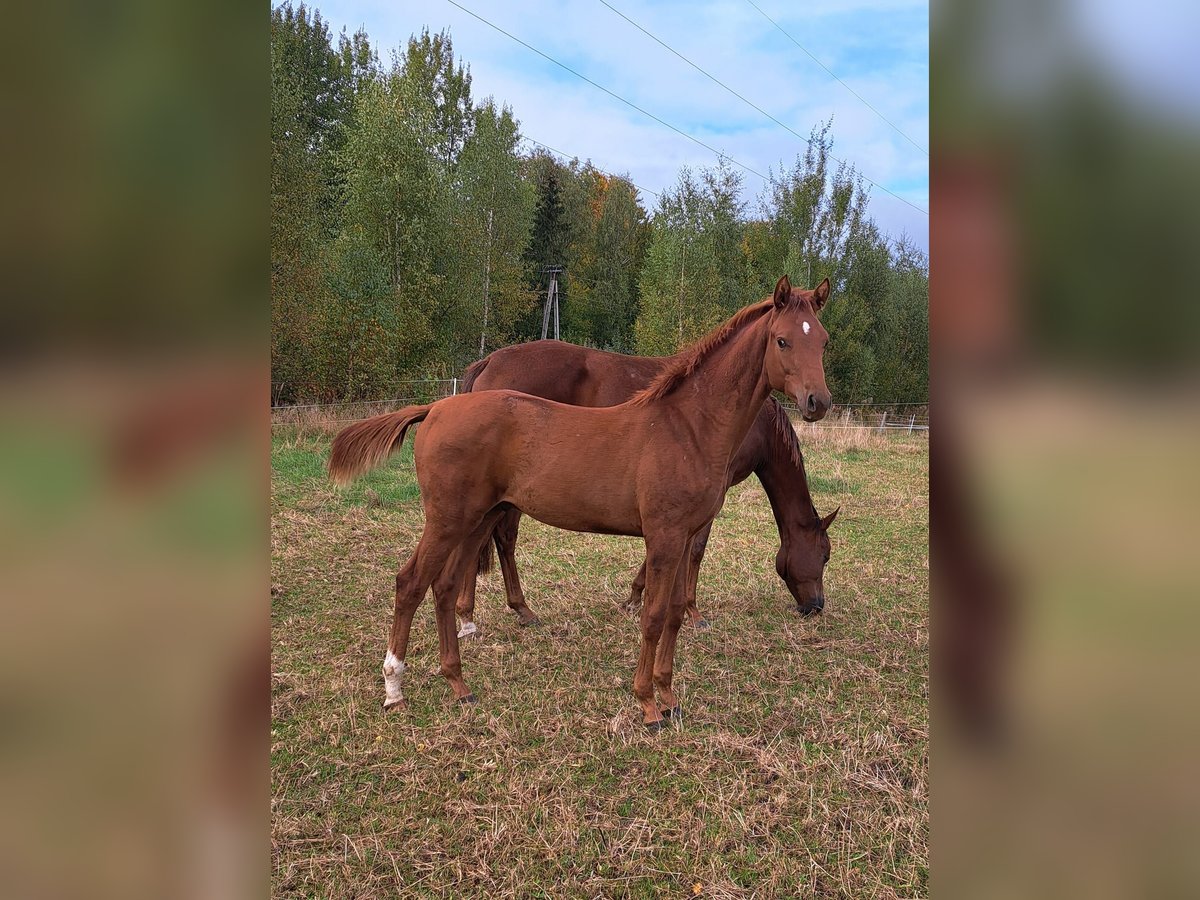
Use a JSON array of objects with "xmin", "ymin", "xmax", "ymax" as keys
[{"xmin": 271, "ymin": 421, "xmax": 928, "ymax": 898}]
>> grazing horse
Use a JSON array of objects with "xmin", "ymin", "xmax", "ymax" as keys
[
  {"xmin": 452, "ymin": 339, "xmax": 838, "ymax": 634},
  {"xmin": 328, "ymin": 276, "xmax": 831, "ymax": 729}
]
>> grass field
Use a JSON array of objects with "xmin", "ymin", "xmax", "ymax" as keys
[{"xmin": 271, "ymin": 419, "xmax": 928, "ymax": 898}]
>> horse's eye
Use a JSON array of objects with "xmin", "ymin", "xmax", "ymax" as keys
[{"xmin": 777, "ymin": 337, "xmax": 788, "ymax": 349}]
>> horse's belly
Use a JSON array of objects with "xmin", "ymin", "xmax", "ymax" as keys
[
  {"xmin": 505, "ymin": 465, "xmax": 642, "ymax": 537},
  {"xmin": 527, "ymin": 501, "xmax": 642, "ymax": 537}
]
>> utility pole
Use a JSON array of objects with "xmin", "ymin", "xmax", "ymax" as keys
[{"xmin": 540, "ymin": 265, "xmax": 563, "ymax": 340}]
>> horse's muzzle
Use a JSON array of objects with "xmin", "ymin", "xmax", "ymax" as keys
[
  {"xmin": 800, "ymin": 594, "xmax": 825, "ymax": 616},
  {"xmin": 803, "ymin": 391, "xmax": 831, "ymax": 421}
]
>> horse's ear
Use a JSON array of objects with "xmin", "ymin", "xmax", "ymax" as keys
[
  {"xmin": 820, "ymin": 506, "xmax": 839, "ymax": 531},
  {"xmin": 773, "ymin": 275, "xmax": 792, "ymax": 309},
  {"xmin": 811, "ymin": 278, "xmax": 831, "ymax": 312}
]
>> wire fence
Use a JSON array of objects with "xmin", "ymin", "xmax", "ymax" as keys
[{"xmin": 271, "ymin": 379, "xmax": 928, "ymax": 433}]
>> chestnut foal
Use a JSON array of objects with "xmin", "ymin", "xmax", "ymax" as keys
[
  {"xmin": 328, "ymin": 276, "xmax": 831, "ymax": 729},
  {"xmin": 451, "ymin": 326, "xmax": 839, "ymax": 635}
]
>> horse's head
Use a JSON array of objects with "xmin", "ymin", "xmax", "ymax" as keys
[
  {"xmin": 765, "ymin": 275, "xmax": 832, "ymax": 421},
  {"xmin": 776, "ymin": 506, "xmax": 839, "ymax": 615}
]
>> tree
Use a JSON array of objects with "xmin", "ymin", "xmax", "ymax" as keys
[
  {"xmin": 271, "ymin": 2, "xmax": 363, "ymax": 400},
  {"xmin": 574, "ymin": 177, "xmax": 648, "ymax": 351},
  {"xmin": 269, "ymin": 13, "xmax": 927, "ymax": 404},
  {"xmin": 452, "ymin": 99, "xmax": 535, "ymax": 359},
  {"xmin": 319, "ymin": 226, "xmax": 430, "ymax": 399},
  {"xmin": 753, "ymin": 120, "xmax": 869, "ymax": 295},
  {"xmin": 400, "ymin": 28, "xmax": 474, "ymax": 171},
  {"xmin": 878, "ymin": 237, "xmax": 929, "ymax": 402},
  {"xmin": 634, "ymin": 161, "xmax": 750, "ymax": 355}
]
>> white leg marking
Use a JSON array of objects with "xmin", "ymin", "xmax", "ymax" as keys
[
  {"xmin": 457, "ymin": 620, "xmax": 478, "ymax": 639},
  {"xmin": 383, "ymin": 651, "xmax": 406, "ymax": 706}
]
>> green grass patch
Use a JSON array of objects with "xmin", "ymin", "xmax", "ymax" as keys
[{"xmin": 272, "ymin": 431, "xmax": 928, "ymax": 897}]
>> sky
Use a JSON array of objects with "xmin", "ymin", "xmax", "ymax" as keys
[{"xmin": 311, "ymin": 0, "xmax": 929, "ymax": 252}]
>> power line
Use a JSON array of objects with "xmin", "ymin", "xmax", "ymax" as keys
[
  {"xmin": 598, "ymin": 0, "xmax": 927, "ymax": 216},
  {"xmin": 443, "ymin": 0, "xmax": 766, "ymax": 181},
  {"xmin": 744, "ymin": 0, "xmax": 929, "ymax": 157},
  {"xmin": 521, "ymin": 135, "xmax": 660, "ymax": 199}
]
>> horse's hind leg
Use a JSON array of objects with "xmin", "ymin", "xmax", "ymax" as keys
[
  {"xmin": 432, "ymin": 510, "xmax": 508, "ymax": 703},
  {"xmin": 494, "ymin": 508, "xmax": 541, "ymax": 626},
  {"xmin": 685, "ymin": 522, "xmax": 714, "ymax": 629},
  {"xmin": 454, "ymin": 545, "xmax": 482, "ymax": 639},
  {"xmin": 625, "ymin": 561, "xmax": 647, "ymax": 613},
  {"xmin": 383, "ymin": 525, "xmax": 462, "ymax": 711}
]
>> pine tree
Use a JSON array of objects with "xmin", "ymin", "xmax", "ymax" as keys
[{"xmin": 519, "ymin": 156, "xmax": 570, "ymax": 338}]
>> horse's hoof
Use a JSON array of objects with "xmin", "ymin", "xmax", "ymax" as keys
[
  {"xmin": 457, "ymin": 693, "xmax": 478, "ymax": 704},
  {"xmin": 694, "ymin": 619, "xmax": 712, "ymax": 630},
  {"xmin": 644, "ymin": 719, "xmax": 666, "ymax": 734},
  {"xmin": 382, "ymin": 698, "xmax": 406, "ymax": 712},
  {"xmin": 660, "ymin": 704, "xmax": 683, "ymax": 721},
  {"xmin": 519, "ymin": 616, "xmax": 542, "ymax": 628}
]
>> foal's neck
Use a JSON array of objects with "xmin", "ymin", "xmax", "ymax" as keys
[{"xmin": 669, "ymin": 311, "xmax": 774, "ymax": 466}]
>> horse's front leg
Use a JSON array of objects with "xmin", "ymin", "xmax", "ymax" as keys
[
  {"xmin": 633, "ymin": 532, "xmax": 688, "ymax": 730},
  {"xmin": 653, "ymin": 550, "xmax": 692, "ymax": 721}
]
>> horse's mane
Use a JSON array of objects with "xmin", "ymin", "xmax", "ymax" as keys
[
  {"xmin": 630, "ymin": 300, "xmax": 774, "ymax": 405},
  {"xmin": 765, "ymin": 396, "xmax": 805, "ymax": 471}
]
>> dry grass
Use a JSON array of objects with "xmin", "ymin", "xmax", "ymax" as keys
[
  {"xmin": 271, "ymin": 401, "xmax": 424, "ymax": 440},
  {"xmin": 789, "ymin": 409, "xmax": 925, "ymax": 454},
  {"xmin": 271, "ymin": 426, "xmax": 928, "ymax": 897}
]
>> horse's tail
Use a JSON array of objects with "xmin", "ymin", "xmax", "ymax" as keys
[
  {"xmin": 461, "ymin": 355, "xmax": 490, "ymax": 393},
  {"xmin": 327, "ymin": 403, "xmax": 434, "ymax": 486}
]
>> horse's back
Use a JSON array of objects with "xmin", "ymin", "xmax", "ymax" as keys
[{"xmin": 472, "ymin": 341, "xmax": 665, "ymax": 407}]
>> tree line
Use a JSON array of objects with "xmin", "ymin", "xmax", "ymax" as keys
[{"xmin": 271, "ymin": 3, "xmax": 928, "ymax": 405}]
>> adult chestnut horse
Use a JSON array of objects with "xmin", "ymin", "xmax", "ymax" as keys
[
  {"xmin": 453, "ymin": 340, "xmax": 838, "ymax": 635},
  {"xmin": 328, "ymin": 276, "xmax": 831, "ymax": 729}
]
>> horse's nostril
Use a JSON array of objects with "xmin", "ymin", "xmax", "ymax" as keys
[{"xmin": 806, "ymin": 393, "xmax": 816, "ymax": 412}]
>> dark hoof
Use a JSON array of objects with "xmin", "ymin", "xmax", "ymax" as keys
[
  {"xmin": 519, "ymin": 616, "xmax": 542, "ymax": 628},
  {"xmin": 660, "ymin": 704, "xmax": 683, "ymax": 722},
  {"xmin": 382, "ymin": 699, "xmax": 406, "ymax": 712},
  {"xmin": 644, "ymin": 719, "xmax": 666, "ymax": 734},
  {"xmin": 798, "ymin": 606, "xmax": 823, "ymax": 618},
  {"xmin": 694, "ymin": 619, "xmax": 712, "ymax": 630},
  {"xmin": 457, "ymin": 693, "xmax": 478, "ymax": 704}
]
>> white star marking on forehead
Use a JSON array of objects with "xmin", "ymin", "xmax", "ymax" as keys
[{"xmin": 802, "ymin": 321, "xmax": 811, "ymax": 335}]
